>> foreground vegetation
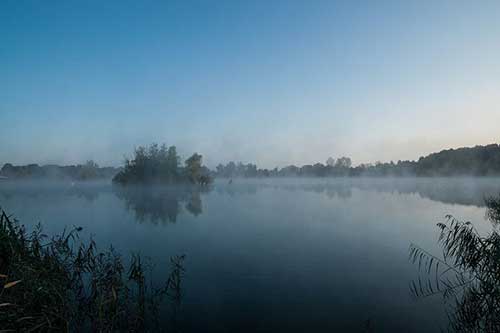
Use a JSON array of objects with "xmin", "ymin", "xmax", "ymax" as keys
[
  {"xmin": 410, "ymin": 195, "xmax": 500, "ymax": 332},
  {"xmin": 112, "ymin": 144, "xmax": 212, "ymax": 186},
  {"xmin": 0, "ymin": 208, "xmax": 184, "ymax": 331}
]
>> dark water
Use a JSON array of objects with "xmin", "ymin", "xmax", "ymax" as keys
[{"xmin": 1, "ymin": 178, "xmax": 499, "ymax": 332}]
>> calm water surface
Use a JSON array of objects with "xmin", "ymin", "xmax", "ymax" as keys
[{"xmin": 1, "ymin": 178, "xmax": 499, "ymax": 332}]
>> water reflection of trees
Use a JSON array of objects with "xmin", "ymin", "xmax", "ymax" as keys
[
  {"xmin": 351, "ymin": 178, "xmax": 500, "ymax": 207},
  {"xmin": 410, "ymin": 196, "xmax": 500, "ymax": 332},
  {"xmin": 0, "ymin": 181, "xmax": 108, "ymax": 202},
  {"xmin": 113, "ymin": 185, "xmax": 210, "ymax": 224},
  {"xmin": 1, "ymin": 178, "xmax": 500, "ymax": 216},
  {"xmin": 224, "ymin": 178, "xmax": 500, "ymax": 207}
]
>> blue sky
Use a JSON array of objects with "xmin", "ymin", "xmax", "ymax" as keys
[{"xmin": 1, "ymin": 0, "xmax": 500, "ymax": 168}]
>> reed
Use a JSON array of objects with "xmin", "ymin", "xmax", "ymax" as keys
[
  {"xmin": 0, "ymin": 208, "xmax": 184, "ymax": 331},
  {"xmin": 409, "ymin": 195, "xmax": 500, "ymax": 332}
]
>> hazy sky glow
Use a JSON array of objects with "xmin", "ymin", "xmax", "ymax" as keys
[{"xmin": 1, "ymin": 0, "xmax": 500, "ymax": 168}]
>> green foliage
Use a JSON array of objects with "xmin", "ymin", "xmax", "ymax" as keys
[
  {"xmin": 113, "ymin": 144, "xmax": 212, "ymax": 186},
  {"xmin": 416, "ymin": 144, "xmax": 500, "ymax": 176},
  {"xmin": 185, "ymin": 153, "xmax": 202, "ymax": 184},
  {"xmin": 0, "ymin": 208, "xmax": 184, "ymax": 331},
  {"xmin": 409, "ymin": 195, "xmax": 500, "ymax": 332}
]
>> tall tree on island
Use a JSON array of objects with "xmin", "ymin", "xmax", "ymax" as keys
[{"xmin": 185, "ymin": 153, "xmax": 203, "ymax": 184}]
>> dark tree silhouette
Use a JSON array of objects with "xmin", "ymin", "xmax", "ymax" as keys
[
  {"xmin": 212, "ymin": 144, "xmax": 500, "ymax": 178},
  {"xmin": 112, "ymin": 144, "xmax": 212, "ymax": 185},
  {"xmin": 0, "ymin": 161, "xmax": 119, "ymax": 180}
]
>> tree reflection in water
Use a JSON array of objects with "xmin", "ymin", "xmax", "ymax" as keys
[
  {"xmin": 410, "ymin": 196, "xmax": 500, "ymax": 332},
  {"xmin": 113, "ymin": 185, "xmax": 210, "ymax": 224}
]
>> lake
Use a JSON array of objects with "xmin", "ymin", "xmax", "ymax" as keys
[{"xmin": 1, "ymin": 177, "xmax": 499, "ymax": 332}]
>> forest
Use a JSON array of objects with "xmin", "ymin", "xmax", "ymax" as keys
[{"xmin": 214, "ymin": 144, "xmax": 500, "ymax": 178}]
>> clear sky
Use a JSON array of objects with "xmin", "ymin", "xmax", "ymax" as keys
[{"xmin": 1, "ymin": 0, "xmax": 500, "ymax": 168}]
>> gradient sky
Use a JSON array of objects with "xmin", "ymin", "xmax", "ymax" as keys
[{"xmin": 1, "ymin": 0, "xmax": 500, "ymax": 168}]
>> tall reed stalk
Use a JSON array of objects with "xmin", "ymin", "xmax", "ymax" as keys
[{"xmin": 0, "ymin": 208, "xmax": 184, "ymax": 331}]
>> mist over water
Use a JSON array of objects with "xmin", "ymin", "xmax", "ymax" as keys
[
  {"xmin": 3, "ymin": 1, "xmax": 500, "ymax": 330},
  {"xmin": 1, "ymin": 177, "xmax": 498, "ymax": 332}
]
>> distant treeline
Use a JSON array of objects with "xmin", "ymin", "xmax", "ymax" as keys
[
  {"xmin": 112, "ymin": 144, "xmax": 212, "ymax": 185},
  {"xmin": 214, "ymin": 144, "xmax": 500, "ymax": 178},
  {"xmin": 0, "ymin": 161, "xmax": 120, "ymax": 180},
  {"xmin": 3, "ymin": 143, "xmax": 500, "ymax": 181}
]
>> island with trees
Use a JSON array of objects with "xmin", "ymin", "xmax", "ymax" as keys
[{"xmin": 112, "ymin": 144, "xmax": 213, "ymax": 185}]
